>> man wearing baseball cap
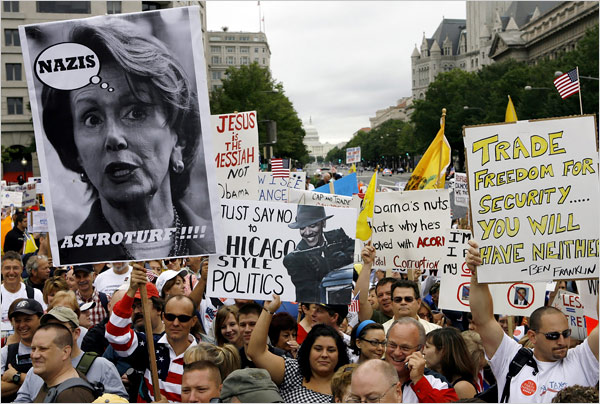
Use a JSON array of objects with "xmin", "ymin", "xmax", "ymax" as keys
[
  {"xmin": 283, "ymin": 205, "xmax": 354, "ymax": 303},
  {"xmin": 220, "ymin": 368, "xmax": 283, "ymax": 403},
  {"xmin": 13, "ymin": 306, "xmax": 128, "ymax": 402},
  {"xmin": 73, "ymin": 265, "xmax": 109, "ymax": 328},
  {"xmin": 1, "ymin": 298, "xmax": 43, "ymax": 401}
]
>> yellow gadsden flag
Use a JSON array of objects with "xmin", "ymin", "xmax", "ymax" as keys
[
  {"xmin": 505, "ymin": 95, "xmax": 518, "ymax": 122},
  {"xmin": 348, "ymin": 163, "xmax": 357, "ymax": 174},
  {"xmin": 404, "ymin": 110, "xmax": 451, "ymax": 190},
  {"xmin": 356, "ymin": 171, "xmax": 377, "ymax": 241}
]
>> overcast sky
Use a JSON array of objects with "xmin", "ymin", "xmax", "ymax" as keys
[{"xmin": 206, "ymin": 1, "xmax": 466, "ymax": 145}]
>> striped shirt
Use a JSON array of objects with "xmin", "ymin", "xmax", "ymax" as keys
[
  {"xmin": 105, "ymin": 293, "xmax": 197, "ymax": 402},
  {"xmin": 76, "ymin": 289, "xmax": 107, "ymax": 328}
]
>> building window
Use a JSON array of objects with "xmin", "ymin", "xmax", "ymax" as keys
[
  {"xmin": 3, "ymin": 1, "xmax": 19, "ymax": 12},
  {"xmin": 240, "ymin": 47, "xmax": 249, "ymax": 53},
  {"xmin": 212, "ymin": 71, "xmax": 222, "ymax": 80},
  {"xmin": 142, "ymin": 2, "xmax": 162, "ymax": 11},
  {"xmin": 225, "ymin": 35, "xmax": 235, "ymax": 41},
  {"xmin": 211, "ymin": 46, "xmax": 221, "ymax": 53},
  {"xmin": 226, "ymin": 46, "xmax": 235, "ymax": 53},
  {"xmin": 255, "ymin": 47, "xmax": 259, "ymax": 53},
  {"xmin": 211, "ymin": 56, "xmax": 221, "ymax": 64},
  {"xmin": 107, "ymin": 1, "xmax": 121, "ymax": 14},
  {"xmin": 4, "ymin": 29, "xmax": 20, "ymax": 46},
  {"xmin": 262, "ymin": 58, "xmax": 265, "ymax": 64},
  {"xmin": 36, "ymin": 1, "xmax": 91, "ymax": 13},
  {"xmin": 209, "ymin": 36, "xmax": 221, "ymax": 41},
  {"xmin": 240, "ymin": 56, "xmax": 249, "ymax": 65},
  {"xmin": 262, "ymin": 48, "xmax": 266, "ymax": 53},
  {"xmin": 7, "ymin": 97, "xmax": 23, "ymax": 115},
  {"xmin": 6, "ymin": 63, "xmax": 21, "ymax": 81},
  {"xmin": 226, "ymin": 56, "xmax": 235, "ymax": 65}
]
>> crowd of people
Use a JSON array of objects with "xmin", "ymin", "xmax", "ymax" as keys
[{"xmin": 1, "ymin": 223, "xmax": 598, "ymax": 403}]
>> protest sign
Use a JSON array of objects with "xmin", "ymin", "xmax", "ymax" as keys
[
  {"xmin": 211, "ymin": 111, "xmax": 259, "ymax": 200},
  {"xmin": 1, "ymin": 184, "xmax": 37, "ymax": 208},
  {"xmin": 464, "ymin": 116, "xmax": 599, "ymax": 282},
  {"xmin": 346, "ymin": 147, "xmax": 361, "ymax": 164},
  {"xmin": 576, "ymin": 279, "xmax": 599, "ymax": 320},
  {"xmin": 552, "ymin": 289, "xmax": 588, "ymax": 340},
  {"xmin": 208, "ymin": 200, "xmax": 356, "ymax": 304},
  {"xmin": 314, "ymin": 173, "xmax": 359, "ymax": 196},
  {"xmin": 27, "ymin": 211, "xmax": 49, "ymax": 233},
  {"xmin": 258, "ymin": 172, "xmax": 305, "ymax": 202},
  {"xmin": 438, "ymin": 229, "xmax": 545, "ymax": 316},
  {"xmin": 288, "ymin": 188, "xmax": 354, "ymax": 208},
  {"xmin": 20, "ymin": 7, "xmax": 222, "ymax": 265},
  {"xmin": 453, "ymin": 173, "xmax": 469, "ymax": 207},
  {"xmin": 371, "ymin": 189, "xmax": 451, "ymax": 274},
  {"xmin": 27, "ymin": 177, "xmax": 44, "ymax": 194}
]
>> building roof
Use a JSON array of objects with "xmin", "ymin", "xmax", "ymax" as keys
[
  {"xmin": 430, "ymin": 18, "xmax": 466, "ymax": 55},
  {"xmin": 504, "ymin": 1, "xmax": 558, "ymax": 28}
]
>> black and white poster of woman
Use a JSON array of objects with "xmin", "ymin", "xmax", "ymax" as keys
[{"xmin": 19, "ymin": 7, "xmax": 223, "ymax": 265}]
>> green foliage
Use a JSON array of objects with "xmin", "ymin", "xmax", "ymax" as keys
[
  {"xmin": 209, "ymin": 63, "xmax": 309, "ymax": 164},
  {"xmin": 411, "ymin": 26, "xmax": 599, "ymax": 169}
]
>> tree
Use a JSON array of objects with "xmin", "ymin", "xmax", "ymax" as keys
[{"xmin": 210, "ymin": 63, "xmax": 309, "ymax": 164}]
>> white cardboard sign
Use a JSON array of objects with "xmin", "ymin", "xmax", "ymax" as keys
[{"xmin": 258, "ymin": 172, "xmax": 306, "ymax": 202}]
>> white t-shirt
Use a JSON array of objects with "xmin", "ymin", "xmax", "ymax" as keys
[
  {"xmin": 93, "ymin": 267, "xmax": 131, "ymax": 297},
  {"xmin": 488, "ymin": 333, "xmax": 599, "ymax": 403},
  {"xmin": 1, "ymin": 283, "xmax": 46, "ymax": 332}
]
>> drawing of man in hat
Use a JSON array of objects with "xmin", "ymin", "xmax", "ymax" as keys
[{"xmin": 283, "ymin": 205, "xmax": 354, "ymax": 304}]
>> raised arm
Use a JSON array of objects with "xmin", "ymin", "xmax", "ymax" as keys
[
  {"xmin": 189, "ymin": 258, "xmax": 208, "ymax": 309},
  {"xmin": 246, "ymin": 294, "xmax": 286, "ymax": 385},
  {"xmin": 466, "ymin": 239, "xmax": 504, "ymax": 358},
  {"xmin": 357, "ymin": 243, "xmax": 376, "ymax": 322}
]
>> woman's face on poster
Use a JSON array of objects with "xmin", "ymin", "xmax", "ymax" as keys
[{"xmin": 69, "ymin": 62, "xmax": 179, "ymax": 205}]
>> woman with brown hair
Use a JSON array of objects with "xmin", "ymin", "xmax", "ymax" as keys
[
  {"xmin": 42, "ymin": 276, "xmax": 69, "ymax": 306},
  {"xmin": 183, "ymin": 342, "xmax": 241, "ymax": 380},
  {"xmin": 214, "ymin": 305, "xmax": 242, "ymax": 348}
]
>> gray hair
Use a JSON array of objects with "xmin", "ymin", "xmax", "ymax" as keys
[
  {"xmin": 387, "ymin": 317, "xmax": 426, "ymax": 346},
  {"xmin": 26, "ymin": 255, "xmax": 48, "ymax": 276}
]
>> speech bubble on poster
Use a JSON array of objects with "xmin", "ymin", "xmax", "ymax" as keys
[
  {"xmin": 258, "ymin": 172, "xmax": 305, "ymax": 202},
  {"xmin": 438, "ymin": 229, "xmax": 545, "ymax": 316},
  {"xmin": 371, "ymin": 189, "xmax": 451, "ymax": 275},
  {"xmin": 464, "ymin": 116, "xmax": 599, "ymax": 282},
  {"xmin": 208, "ymin": 199, "xmax": 356, "ymax": 304},
  {"xmin": 34, "ymin": 43, "xmax": 102, "ymax": 91},
  {"xmin": 211, "ymin": 111, "xmax": 259, "ymax": 200}
]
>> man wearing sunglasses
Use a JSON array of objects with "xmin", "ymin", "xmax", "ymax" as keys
[
  {"xmin": 381, "ymin": 280, "xmax": 441, "ymax": 335},
  {"xmin": 467, "ymin": 240, "xmax": 599, "ymax": 402},
  {"xmin": 106, "ymin": 264, "xmax": 198, "ymax": 402}
]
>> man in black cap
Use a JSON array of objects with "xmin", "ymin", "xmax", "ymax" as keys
[
  {"xmin": 1, "ymin": 298, "xmax": 43, "ymax": 401},
  {"xmin": 283, "ymin": 205, "xmax": 354, "ymax": 303}
]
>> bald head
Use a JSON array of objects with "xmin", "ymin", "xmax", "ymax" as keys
[
  {"xmin": 350, "ymin": 360, "xmax": 401, "ymax": 403},
  {"xmin": 354, "ymin": 359, "xmax": 398, "ymax": 386}
]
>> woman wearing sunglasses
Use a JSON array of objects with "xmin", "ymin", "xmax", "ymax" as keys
[
  {"xmin": 247, "ymin": 294, "xmax": 350, "ymax": 402},
  {"xmin": 350, "ymin": 320, "xmax": 386, "ymax": 363}
]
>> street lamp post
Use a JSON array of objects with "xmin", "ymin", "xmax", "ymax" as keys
[
  {"xmin": 20, "ymin": 157, "xmax": 27, "ymax": 182},
  {"xmin": 524, "ymin": 85, "xmax": 551, "ymax": 90},
  {"xmin": 555, "ymin": 71, "xmax": 599, "ymax": 81},
  {"xmin": 463, "ymin": 105, "xmax": 483, "ymax": 111}
]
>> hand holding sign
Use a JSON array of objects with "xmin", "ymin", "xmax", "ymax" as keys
[
  {"xmin": 264, "ymin": 294, "xmax": 282, "ymax": 315},
  {"xmin": 361, "ymin": 242, "xmax": 376, "ymax": 265},
  {"xmin": 465, "ymin": 239, "xmax": 482, "ymax": 278},
  {"xmin": 128, "ymin": 264, "xmax": 148, "ymax": 295}
]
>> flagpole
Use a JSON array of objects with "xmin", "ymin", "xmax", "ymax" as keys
[
  {"xmin": 436, "ymin": 108, "xmax": 446, "ymax": 188},
  {"xmin": 576, "ymin": 66, "xmax": 583, "ymax": 115}
]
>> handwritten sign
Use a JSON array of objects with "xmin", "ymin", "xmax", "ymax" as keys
[
  {"xmin": 27, "ymin": 210, "xmax": 49, "ymax": 233},
  {"xmin": 453, "ymin": 173, "xmax": 469, "ymax": 207},
  {"xmin": 552, "ymin": 289, "xmax": 587, "ymax": 340},
  {"xmin": 288, "ymin": 188, "xmax": 354, "ymax": 208},
  {"xmin": 27, "ymin": 177, "xmax": 44, "ymax": 194},
  {"xmin": 1, "ymin": 183, "xmax": 37, "ymax": 208},
  {"xmin": 208, "ymin": 200, "xmax": 356, "ymax": 303},
  {"xmin": 439, "ymin": 229, "xmax": 545, "ymax": 316},
  {"xmin": 211, "ymin": 111, "xmax": 259, "ymax": 200},
  {"xmin": 371, "ymin": 189, "xmax": 451, "ymax": 274},
  {"xmin": 258, "ymin": 172, "xmax": 305, "ymax": 202},
  {"xmin": 464, "ymin": 116, "xmax": 599, "ymax": 282},
  {"xmin": 346, "ymin": 147, "xmax": 361, "ymax": 164}
]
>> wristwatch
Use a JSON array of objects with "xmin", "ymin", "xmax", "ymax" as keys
[{"xmin": 12, "ymin": 372, "xmax": 21, "ymax": 384}]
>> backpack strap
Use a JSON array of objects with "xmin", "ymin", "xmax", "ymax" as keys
[
  {"xmin": 97, "ymin": 292, "xmax": 109, "ymax": 315},
  {"xmin": 500, "ymin": 347, "xmax": 536, "ymax": 403},
  {"xmin": 76, "ymin": 352, "xmax": 98, "ymax": 376},
  {"xmin": 43, "ymin": 377, "xmax": 96, "ymax": 402},
  {"xmin": 25, "ymin": 284, "xmax": 34, "ymax": 299},
  {"xmin": 6, "ymin": 343, "xmax": 19, "ymax": 371}
]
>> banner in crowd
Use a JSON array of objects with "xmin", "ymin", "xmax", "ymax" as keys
[
  {"xmin": 439, "ymin": 229, "xmax": 545, "ymax": 316},
  {"xmin": 576, "ymin": 279, "xmax": 599, "ymax": 320},
  {"xmin": 258, "ymin": 172, "xmax": 305, "ymax": 202},
  {"xmin": 314, "ymin": 172, "xmax": 359, "ymax": 196},
  {"xmin": 208, "ymin": 199, "xmax": 356, "ymax": 304},
  {"xmin": 371, "ymin": 189, "xmax": 451, "ymax": 274},
  {"xmin": 211, "ymin": 111, "xmax": 259, "ymax": 200},
  {"xmin": 1, "ymin": 183, "xmax": 37, "ymax": 208},
  {"xmin": 552, "ymin": 289, "xmax": 587, "ymax": 340},
  {"xmin": 453, "ymin": 173, "xmax": 469, "ymax": 207},
  {"xmin": 20, "ymin": 7, "xmax": 222, "ymax": 265},
  {"xmin": 346, "ymin": 147, "xmax": 361, "ymax": 164},
  {"xmin": 27, "ymin": 177, "xmax": 44, "ymax": 194},
  {"xmin": 464, "ymin": 115, "xmax": 599, "ymax": 282},
  {"xmin": 27, "ymin": 211, "xmax": 49, "ymax": 233}
]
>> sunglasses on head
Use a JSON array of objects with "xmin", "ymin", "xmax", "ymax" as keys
[
  {"xmin": 163, "ymin": 313, "xmax": 193, "ymax": 323},
  {"xmin": 393, "ymin": 296, "xmax": 415, "ymax": 303},
  {"xmin": 535, "ymin": 329, "xmax": 571, "ymax": 340}
]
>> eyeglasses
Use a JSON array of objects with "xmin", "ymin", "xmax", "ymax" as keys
[
  {"xmin": 360, "ymin": 338, "xmax": 387, "ymax": 348},
  {"xmin": 534, "ymin": 329, "xmax": 571, "ymax": 340},
  {"xmin": 387, "ymin": 341, "xmax": 422, "ymax": 353},
  {"xmin": 163, "ymin": 313, "xmax": 193, "ymax": 323},
  {"xmin": 392, "ymin": 296, "xmax": 415, "ymax": 303},
  {"xmin": 347, "ymin": 383, "xmax": 397, "ymax": 403}
]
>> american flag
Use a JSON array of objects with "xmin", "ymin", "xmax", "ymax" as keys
[
  {"xmin": 271, "ymin": 158, "xmax": 290, "ymax": 178},
  {"xmin": 553, "ymin": 68, "xmax": 580, "ymax": 99},
  {"xmin": 146, "ymin": 268, "xmax": 158, "ymax": 283},
  {"xmin": 349, "ymin": 292, "xmax": 360, "ymax": 313}
]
